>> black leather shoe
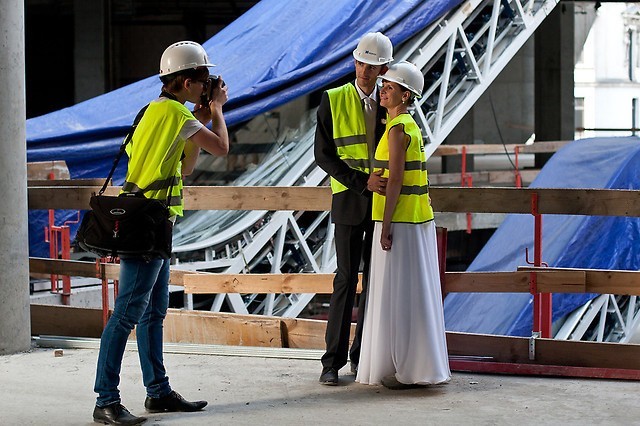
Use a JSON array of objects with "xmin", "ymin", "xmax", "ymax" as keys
[
  {"xmin": 93, "ymin": 403, "xmax": 147, "ymax": 425},
  {"xmin": 319, "ymin": 368, "xmax": 338, "ymax": 385},
  {"xmin": 350, "ymin": 362, "xmax": 358, "ymax": 375},
  {"xmin": 144, "ymin": 390, "xmax": 208, "ymax": 413}
]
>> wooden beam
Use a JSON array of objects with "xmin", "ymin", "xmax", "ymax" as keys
[
  {"xmin": 29, "ymin": 257, "xmax": 120, "ymax": 281},
  {"xmin": 449, "ymin": 360, "xmax": 640, "ymax": 380},
  {"xmin": 28, "ymin": 178, "xmax": 110, "ymax": 187},
  {"xmin": 27, "ymin": 160, "xmax": 70, "ymax": 180},
  {"xmin": 429, "ymin": 187, "xmax": 640, "ymax": 216},
  {"xmin": 432, "ymin": 141, "xmax": 569, "ymax": 156},
  {"xmin": 519, "ymin": 266, "xmax": 640, "ymax": 296},
  {"xmin": 163, "ymin": 309, "xmax": 283, "ymax": 347},
  {"xmin": 31, "ymin": 304, "xmax": 103, "ymax": 338},
  {"xmin": 28, "ymin": 186, "xmax": 640, "ymax": 216},
  {"xmin": 280, "ymin": 317, "xmax": 331, "ymax": 349},
  {"xmin": 447, "ymin": 332, "xmax": 640, "ymax": 370},
  {"xmin": 428, "ymin": 169, "xmax": 539, "ymax": 186},
  {"xmin": 445, "ymin": 270, "xmax": 587, "ymax": 294},
  {"xmin": 518, "ymin": 141, "xmax": 570, "ymax": 154},
  {"xmin": 182, "ymin": 186, "xmax": 331, "ymax": 211},
  {"xmin": 28, "ymin": 186, "xmax": 119, "ymax": 210},
  {"xmin": 183, "ymin": 273, "xmax": 363, "ymax": 295},
  {"xmin": 33, "ymin": 258, "xmax": 639, "ymax": 296},
  {"xmin": 29, "ymin": 305, "xmax": 640, "ymax": 375},
  {"xmin": 29, "ymin": 257, "xmax": 191, "ymax": 286},
  {"xmin": 445, "ymin": 272, "xmax": 530, "ymax": 293}
]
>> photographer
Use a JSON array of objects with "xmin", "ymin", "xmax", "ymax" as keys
[{"xmin": 92, "ymin": 41, "xmax": 228, "ymax": 426}]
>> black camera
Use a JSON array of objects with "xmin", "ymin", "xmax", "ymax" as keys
[{"xmin": 200, "ymin": 75, "xmax": 224, "ymax": 105}]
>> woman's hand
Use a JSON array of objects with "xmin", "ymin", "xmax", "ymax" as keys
[{"xmin": 381, "ymin": 224, "xmax": 392, "ymax": 251}]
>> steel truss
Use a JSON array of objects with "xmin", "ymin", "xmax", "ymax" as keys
[
  {"xmin": 173, "ymin": 0, "xmax": 560, "ymax": 318},
  {"xmin": 555, "ymin": 295, "xmax": 640, "ymax": 343},
  {"xmin": 396, "ymin": 0, "xmax": 558, "ymax": 158}
]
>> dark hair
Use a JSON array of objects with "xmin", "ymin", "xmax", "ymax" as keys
[{"xmin": 160, "ymin": 66, "xmax": 209, "ymax": 93}]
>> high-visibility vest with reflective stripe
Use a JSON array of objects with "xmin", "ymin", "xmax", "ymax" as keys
[
  {"xmin": 372, "ymin": 113, "xmax": 433, "ymax": 223},
  {"xmin": 327, "ymin": 84, "xmax": 370, "ymax": 194},
  {"xmin": 121, "ymin": 98, "xmax": 192, "ymax": 217}
]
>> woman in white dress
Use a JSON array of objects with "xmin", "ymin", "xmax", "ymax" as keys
[{"xmin": 356, "ymin": 61, "xmax": 451, "ymax": 389}]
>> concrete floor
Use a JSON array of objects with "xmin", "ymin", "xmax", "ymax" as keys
[{"xmin": 2, "ymin": 342, "xmax": 640, "ymax": 426}]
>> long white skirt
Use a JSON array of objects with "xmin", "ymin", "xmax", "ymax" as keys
[{"xmin": 356, "ymin": 221, "xmax": 451, "ymax": 385}]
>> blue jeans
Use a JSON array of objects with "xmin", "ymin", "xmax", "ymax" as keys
[{"xmin": 94, "ymin": 257, "xmax": 172, "ymax": 407}]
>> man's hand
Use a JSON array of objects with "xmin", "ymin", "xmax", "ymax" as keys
[{"xmin": 367, "ymin": 169, "xmax": 388, "ymax": 195}]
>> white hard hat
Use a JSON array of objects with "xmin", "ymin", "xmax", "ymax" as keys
[
  {"xmin": 159, "ymin": 41, "xmax": 215, "ymax": 76},
  {"xmin": 352, "ymin": 32, "xmax": 393, "ymax": 66},
  {"xmin": 378, "ymin": 61, "xmax": 424, "ymax": 97}
]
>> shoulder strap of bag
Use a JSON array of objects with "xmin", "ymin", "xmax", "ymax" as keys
[
  {"xmin": 99, "ymin": 91, "xmax": 181, "ymax": 206},
  {"xmin": 98, "ymin": 103, "xmax": 150, "ymax": 195}
]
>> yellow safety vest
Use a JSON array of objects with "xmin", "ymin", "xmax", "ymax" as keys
[
  {"xmin": 121, "ymin": 98, "xmax": 193, "ymax": 217},
  {"xmin": 327, "ymin": 84, "xmax": 370, "ymax": 194},
  {"xmin": 372, "ymin": 113, "xmax": 433, "ymax": 223}
]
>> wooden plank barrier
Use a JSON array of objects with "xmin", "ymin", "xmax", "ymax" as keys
[
  {"xmin": 31, "ymin": 257, "xmax": 640, "ymax": 296},
  {"xmin": 30, "ymin": 304, "xmax": 640, "ymax": 377},
  {"xmin": 27, "ymin": 183, "xmax": 640, "ymax": 378},
  {"xmin": 28, "ymin": 186, "xmax": 640, "ymax": 216},
  {"xmin": 183, "ymin": 273, "xmax": 363, "ymax": 295},
  {"xmin": 29, "ymin": 257, "xmax": 202, "ymax": 286},
  {"xmin": 432, "ymin": 141, "xmax": 569, "ymax": 156},
  {"xmin": 27, "ymin": 160, "xmax": 70, "ymax": 180},
  {"xmin": 27, "ymin": 178, "xmax": 109, "ymax": 187},
  {"xmin": 428, "ymin": 169, "xmax": 539, "ymax": 186},
  {"xmin": 519, "ymin": 266, "xmax": 640, "ymax": 295}
]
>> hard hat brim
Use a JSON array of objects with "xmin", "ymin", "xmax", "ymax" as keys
[
  {"xmin": 352, "ymin": 50, "xmax": 392, "ymax": 66},
  {"xmin": 377, "ymin": 75, "xmax": 422, "ymax": 98}
]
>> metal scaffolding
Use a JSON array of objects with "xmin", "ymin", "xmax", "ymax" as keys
[{"xmin": 172, "ymin": 0, "xmax": 562, "ymax": 318}]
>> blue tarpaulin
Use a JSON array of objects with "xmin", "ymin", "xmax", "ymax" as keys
[
  {"xmin": 27, "ymin": 0, "xmax": 460, "ymax": 176},
  {"xmin": 27, "ymin": 0, "xmax": 461, "ymax": 257},
  {"xmin": 444, "ymin": 137, "xmax": 640, "ymax": 336}
]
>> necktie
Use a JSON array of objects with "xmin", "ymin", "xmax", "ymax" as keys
[{"xmin": 363, "ymin": 97, "xmax": 376, "ymax": 168}]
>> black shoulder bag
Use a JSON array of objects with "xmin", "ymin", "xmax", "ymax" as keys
[{"xmin": 76, "ymin": 100, "xmax": 174, "ymax": 259}]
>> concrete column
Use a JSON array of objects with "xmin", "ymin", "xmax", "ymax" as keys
[
  {"xmin": 0, "ymin": 0, "xmax": 31, "ymax": 354},
  {"xmin": 534, "ymin": 3, "xmax": 575, "ymax": 167}
]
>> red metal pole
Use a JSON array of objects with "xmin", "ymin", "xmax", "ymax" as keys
[
  {"xmin": 48, "ymin": 213, "xmax": 58, "ymax": 293},
  {"xmin": 47, "ymin": 171, "xmax": 58, "ymax": 293},
  {"xmin": 60, "ymin": 227, "xmax": 71, "ymax": 305},
  {"xmin": 98, "ymin": 259, "xmax": 109, "ymax": 328},
  {"xmin": 531, "ymin": 192, "xmax": 552, "ymax": 338},
  {"xmin": 531, "ymin": 193, "xmax": 541, "ymax": 334},
  {"xmin": 461, "ymin": 146, "xmax": 473, "ymax": 234},
  {"xmin": 460, "ymin": 145, "xmax": 467, "ymax": 185},
  {"xmin": 465, "ymin": 175, "xmax": 473, "ymax": 234}
]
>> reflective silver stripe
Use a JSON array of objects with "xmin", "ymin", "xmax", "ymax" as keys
[
  {"xmin": 400, "ymin": 185, "xmax": 429, "ymax": 195},
  {"xmin": 122, "ymin": 181, "xmax": 142, "ymax": 192},
  {"xmin": 122, "ymin": 175, "xmax": 180, "ymax": 193},
  {"xmin": 342, "ymin": 158, "xmax": 369, "ymax": 170},
  {"xmin": 167, "ymin": 192, "xmax": 182, "ymax": 207},
  {"xmin": 372, "ymin": 159, "xmax": 426, "ymax": 171},
  {"xmin": 405, "ymin": 161, "xmax": 427, "ymax": 171},
  {"xmin": 334, "ymin": 135, "xmax": 367, "ymax": 148},
  {"xmin": 372, "ymin": 159, "xmax": 388, "ymax": 169}
]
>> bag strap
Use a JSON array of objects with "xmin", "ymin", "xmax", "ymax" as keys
[
  {"xmin": 98, "ymin": 103, "xmax": 150, "ymax": 195},
  {"xmin": 98, "ymin": 90, "xmax": 180, "ymax": 197}
]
